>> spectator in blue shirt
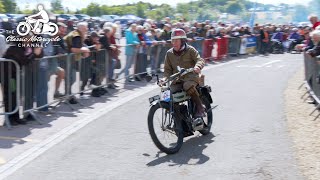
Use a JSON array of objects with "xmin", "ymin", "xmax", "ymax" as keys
[{"xmin": 117, "ymin": 23, "xmax": 140, "ymax": 82}]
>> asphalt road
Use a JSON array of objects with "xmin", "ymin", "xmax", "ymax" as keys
[{"xmin": 4, "ymin": 53, "xmax": 304, "ymax": 180}]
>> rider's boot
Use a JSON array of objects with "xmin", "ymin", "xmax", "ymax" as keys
[
  {"xmin": 187, "ymin": 86, "xmax": 205, "ymax": 118},
  {"xmin": 191, "ymin": 95, "xmax": 205, "ymax": 118}
]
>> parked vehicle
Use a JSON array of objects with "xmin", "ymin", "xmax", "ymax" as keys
[
  {"xmin": 74, "ymin": 14, "xmax": 91, "ymax": 21},
  {"xmin": 101, "ymin": 15, "xmax": 120, "ymax": 22},
  {"xmin": 57, "ymin": 14, "xmax": 78, "ymax": 21}
]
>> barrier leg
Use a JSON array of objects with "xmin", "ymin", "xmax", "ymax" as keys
[
  {"xmin": 298, "ymin": 82, "xmax": 305, "ymax": 90},
  {"xmin": 76, "ymin": 60, "xmax": 85, "ymax": 106},
  {"xmin": 310, "ymin": 104, "xmax": 320, "ymax": 116},
  {"xmin": 301, "ymin": 90, "xmax": 310, "ymax": 99},
  {"xmin": 4, "ymin": 114, "xmax": 11, "ymax": 130},
  {"xmin": 29, "ymin": 111, "xmax": 43, "ymax": 124}
]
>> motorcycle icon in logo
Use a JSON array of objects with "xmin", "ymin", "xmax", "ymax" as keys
[{"xmin": 16, "ymin": 4, "xmax": 58, "ymax": 36}]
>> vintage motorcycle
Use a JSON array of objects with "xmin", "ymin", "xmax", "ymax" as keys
[{"xmin": 147, "ymin": 67, "xmax": 217, "ymax": 154}]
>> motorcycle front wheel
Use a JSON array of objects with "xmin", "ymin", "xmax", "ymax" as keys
[{"xmin": 148, "ymin": 102, "xmax": 183, "ymax": 154}]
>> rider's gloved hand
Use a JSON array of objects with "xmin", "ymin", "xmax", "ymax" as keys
[
  {"xmin": 158, "ymin": 78, "xmax": 166, "ymax": 87},
  {"xmin": 194, "ymin": 67, "xmax": 201, "ymax": 74}
]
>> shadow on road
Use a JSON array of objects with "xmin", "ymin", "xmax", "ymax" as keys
[{"xmin": 146, "ymin": 133, "xmax": 215, "ymax": 167}]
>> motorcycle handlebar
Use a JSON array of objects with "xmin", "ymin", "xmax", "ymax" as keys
[{"xmin": 158, "ymin": 68, "xmax": 194, "ymax": 86}]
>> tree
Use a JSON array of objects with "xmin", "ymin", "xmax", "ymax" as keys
[
  {"xmin": 136, "ymin": 2, "xmax": 145, "ymax": 18},
  {"xmin": 86, "ymin": 3, "xmax": 101, "ymax": 16},
  {"xmin": 3, "ymin": 0, "xmax": 17, "ymax": 13},
  {"xmin": 51, "ymin": 0, "xmax": 63, "ymax": 13},
  {"xmin": 146, "ymin": 9, "xmax": 163, "ymax": 21},
  {"xmin": 0, "ymin": 1, "xmax": 5, "ymax": 13},
  {"xmin": 225, "ymin": 0, "xmax": 244, "ymax": 15}
]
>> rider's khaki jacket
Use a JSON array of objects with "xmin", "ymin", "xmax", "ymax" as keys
[{"xmin": 163, "ymin": 45, "xmax": 205, "ymax": 83}]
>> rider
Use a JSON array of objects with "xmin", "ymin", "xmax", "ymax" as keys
[
  {"xmin": 27, "ymin": 4, "xmax": 49, "ymax": 33},
  {"xmin": 159, "ymin": 29, "xmax": 206, "ymax": 118}
]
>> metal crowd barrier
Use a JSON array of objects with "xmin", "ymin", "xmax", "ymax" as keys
[
  {"xmin": 228, "ymin": 37, "xmax": 241, "ymax": 56},
  {"xmin": 214, "ymin": 37, "xmax": 229, "ymax": 60},
  {"xmin": 302, "ymin": 53, "xmax": 320, "ymax": 120},
  {"xmin": 0, "ymin": 37, "xmax": 261, "ymax": 128},
  {"xmin": 202, "ymin": 39, "xmax": 214, "ymax": 62},
  {"xmin": 0, "ymin": 59, "xmax": 21, "ymax": 129}
]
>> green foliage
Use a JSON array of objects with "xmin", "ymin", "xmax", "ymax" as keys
[
  {"xmin": 146, "ymin": 9, "xmax": 163, "ymax": 21},
  {"xmin": 85, "ymin": 3, "xmax": 101, "ymax": 16},
  {"xmin": 225, "ymin": 1, "xmax": 245, "ymax": 15},
  {"xmin": 51, "ymin": 0, "xmax": 63, "ymax": 13},
  {"xmin": 0, "ymin": 1, "xmax": 5, "ymax": 13},
  {"xmin": 15, "ymin": 0, "xmax": 316, "ymax": 24},
  {"xmin": 136, "ymin": 2, "xmax": 146, "ymax": 18},
  {"xmin": 3, "ymin": 0, "xmax": 17, "ymax": 13}
]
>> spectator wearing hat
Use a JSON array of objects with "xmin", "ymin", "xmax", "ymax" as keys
[{"xmin": 160, "ymin": 24, "xmax": 172, "ymax": 41}]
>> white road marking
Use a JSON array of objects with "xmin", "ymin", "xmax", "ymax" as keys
[
  {"xmin": 236, "ymin": 60, "xmax": 284, "ymax": 68},
  {"xmin": 236, "ymin": 65, "xmax": 249, "ymax": 67},
  {"xmin": 0, "ymin": 58, "xmax": 248, "ymax": 179},
  {"xmin": 260, "ymin": 60, "xmax": 282, "ymax": 67}
]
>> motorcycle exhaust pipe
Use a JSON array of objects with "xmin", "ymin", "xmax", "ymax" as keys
[{"xmin": 206, "ymin": 105, "xmax": 218, "ymax": 113}]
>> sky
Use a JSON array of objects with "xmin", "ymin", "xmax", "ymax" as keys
[{"xmin": 17, "ymin": 0, "xmax": 312, "ymax": 11}]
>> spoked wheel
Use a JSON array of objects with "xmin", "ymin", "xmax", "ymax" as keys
[
  {"xmin": 199, "ymin": 98, "xmax": 213, "ymax": 135},
  {"xmin": 148, "ymin": 102, "xmax": 183, "ymax": 154}
]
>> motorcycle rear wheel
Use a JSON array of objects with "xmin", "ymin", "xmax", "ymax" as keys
[{"xmin": 199, "ymin": 97, "xmax": 213, "ymax": 135}]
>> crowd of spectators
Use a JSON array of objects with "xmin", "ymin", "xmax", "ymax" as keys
[{"xmin": 1, "ymin": 14, "xmax": 320, "ymax": 125}]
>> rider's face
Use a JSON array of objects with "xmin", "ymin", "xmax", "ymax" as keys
[{"xmin": 172, "ymin": 39, "xmax": 182, "ymax": 51}]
